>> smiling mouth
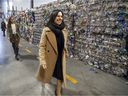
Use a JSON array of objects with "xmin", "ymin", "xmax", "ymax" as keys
[
  {"xmin": 57, "ymin": 21, "xmax": 62, "ymax": 23},
  {"xmin": 58, "ymin": 20, "xmax": 62, "ymax": 21}
]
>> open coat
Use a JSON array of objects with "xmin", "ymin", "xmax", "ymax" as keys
[
  {"xmin": 7, "ymin": 23, "xmax": 20, "ymax": 47},
  {"xmin": 36, "ymin": 27, "xmax": 68, "ymax": 87}
]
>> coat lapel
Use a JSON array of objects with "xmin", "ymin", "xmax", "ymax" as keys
[
  {"xmin": 46, "ymin": 32, "xmax": 58, "ymax": 54},
  {"xmin": 62, "ymin": 28, "xmax": 67, "ymax": 47},
  {"xmin": 45, "ymin": 27, "xmax": 67, "ymax": 55}
]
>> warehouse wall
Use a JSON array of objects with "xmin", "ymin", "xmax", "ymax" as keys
[
  {"xmin": 0, "ymin": 0, "xmax": 8, "ymax": 18},
  {"xmin": 13, "ymin": 0, "xmax": 57, "ymax": 10}
]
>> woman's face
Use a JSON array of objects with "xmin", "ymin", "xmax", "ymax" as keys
[
  {"xmin": 54, "ymin": 12, "xmax": 63, "ymax": 25},
  {"xmin": 11, "ymin": 17, "xmax": 15, "ymax": 23}
]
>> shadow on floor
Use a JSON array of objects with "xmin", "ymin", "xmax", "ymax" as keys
[
  {"xmin": 20, "ymin": 54, "xmax": 38, "ymax": 60},
  {"xmin": 0, "ymin": 57, "xmax": 10, "ymax": 65},
  {"xmin": 40, "ymin": 83, "xmax": 84, "ymax": 96},
  {"xmin": 62, "ymin": 88, "xmax": 83, "ymax": 95}
]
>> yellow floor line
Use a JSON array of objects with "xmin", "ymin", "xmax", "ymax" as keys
[
  {"xmin": 66, "ymin": 74, "xmax": 78, "ymax": 84},
  {"xmin": 25, "ymin": 49, "xmax": 32, "ymax": 54}
]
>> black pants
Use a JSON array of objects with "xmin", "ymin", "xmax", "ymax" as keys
[
  {"xmin": 12, "ymin": 43, "xmax": 19, "ymax": 57},
  {"xmin": 2, "ymin": 30, "xmax": 5, "ymax": 36}
]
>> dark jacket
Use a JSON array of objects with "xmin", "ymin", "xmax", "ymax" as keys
[
  {"xmin": 7, "ymin": 23, "xmax": 20, "ymax": 47},
  {"xmin": 1, "ymin": 21, "xmax": 6, "ymax": 31}
]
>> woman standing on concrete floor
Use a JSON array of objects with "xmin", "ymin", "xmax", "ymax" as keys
[
  {"xmin": 7, "ymin": 16, "xmax": 20, "ymax": 60},
  {"xmin": 1, "ymin": 19, "xmax": 6, "ymax": 37},
  {"xmin": 36, "ymin": 9, "xmax": 68, "ymax": 96}
]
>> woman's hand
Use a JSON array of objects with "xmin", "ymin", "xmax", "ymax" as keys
[{"xmin": 42, "ymin": 64, "xmax": 47, "ymax": 69}]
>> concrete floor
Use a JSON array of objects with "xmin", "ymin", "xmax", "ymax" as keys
[{"xmin": 0, "ymin": 29, "xmax": 128, "ymax": 96}]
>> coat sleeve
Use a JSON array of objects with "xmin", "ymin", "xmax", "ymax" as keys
[
  {"xmin": 64, "ymin": 28, "xmax": 69, "ymax": 58},
  {"xmin": 39, "ymin": 28, "xmax": 47, "ymax": 66},
  {"xmin": 6, "ymin": 25, "xmax": 11, "ymax": 38}
]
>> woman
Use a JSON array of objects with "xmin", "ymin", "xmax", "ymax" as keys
[
  {"xmin": 1, "ymin": 20, "xmax": 6, "ymax": 37},
  {"xmin": 7, "ymin": 16, "xmax": 20, "ymax": 60},
  {"xmin": 36, "ymin": 9, "xmax": 68, "ymax": 96}
]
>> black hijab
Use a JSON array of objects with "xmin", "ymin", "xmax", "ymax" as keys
[{"xmin": 46, "ymin": 10, "xmax": 65, "ymax": 54}]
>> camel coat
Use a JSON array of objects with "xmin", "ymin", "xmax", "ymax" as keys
[{"xmin": 36, "ymin": 27, "xmax": 68, "ymax": 87}]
